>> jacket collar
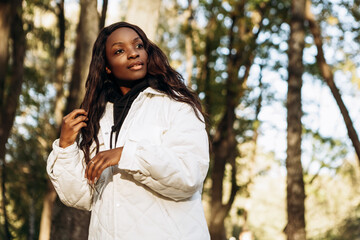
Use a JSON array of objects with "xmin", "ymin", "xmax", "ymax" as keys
[
  {"xmin": 142, "ymin": 87, "xmax": 166, "ymax": 96},
  {"xmin": 100, "ymin": 87, "xmax": 165, "ymax": 150}
]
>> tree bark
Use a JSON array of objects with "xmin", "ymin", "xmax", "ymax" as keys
[
  {"xmin": 201, "ymin": 9, "xmax": 217, "ymax": 118},
  {"xmin": 38, "ymin": 2, "xmax": 66, "ymax": 239},
  {"xmin": 305, "ymin": 0, "xmax": 360, "ymax": 163},
  {"xmin": 51, "ymin": 0, "xmax": 99, "ymax": 239},
  {"xmin": 125, "ymin": 0, "xmax": 161, "ymax": 41},
  {"xmin": 285, "ymin": 0, "xmax": 306, "ymax": 240},
  {"xmin": 39, "ymin": 182, "xmax": 57, "ymax": 240},
  {"xmin": 184, "ymin": 0, "xmax": 194, "ymax": 87},
  {"xmin": 0, "ymin": 1, "xmax": 25, "ymax": 239},
  {"xmin": 0, "ymin": 1, "xmax": 11, "ymax": 105},
  {"xmin": 54, "ymin": 0, "xmax": 66, "ymax": 128},
  {"xmin": 208, "ymin": 2, "xmax": 267, "ymax": 239},
  {"xmin": 28, "ymin": 197, "xmax": 36, "ymax": 240},
  {"xmin": 99, "ymin": 0, "xmax": 108, "ymax": 29},
  {"xmin": 64, "ymin": 0, "xmax": 99, "ymax": 114},
  {"xmin": 51, "ymin": 198, "xmax": 90, "ymax": 240}
]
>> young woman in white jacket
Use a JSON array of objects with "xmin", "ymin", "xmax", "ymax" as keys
[{"xmin": 47, "ymin": 22, "xmax": 210, "ymax": 239}]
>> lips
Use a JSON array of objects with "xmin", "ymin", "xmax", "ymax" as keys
[{"xmin": 128, "ymin": 61, "xmax": 144, "ymax": 70}]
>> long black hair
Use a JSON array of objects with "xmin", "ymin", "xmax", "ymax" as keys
[{"xmin": 79, "ymin": 22, "xmax": 204, "ymax": 164}]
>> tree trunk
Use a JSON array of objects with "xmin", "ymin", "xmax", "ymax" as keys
[
  {"xmin": 209, "ymin": 9, "xmax": 242, "ymax": 239},
  {"xmin": 0, "ymin": 10, "xmax": 13, "ymax": 236},
  {"xmin": 0, "ymin": 12, "xmax": 9, "ymax": 229},
  {"xmin": 305, "ymin": 0, "xmax": 360, "ymax": 163},
  {"xmin": 125, "ymin": 0, "xmax": 161, "ymax": 41},
  {"xmin": 0, "ymin": 1, "xmax": 25, "ymax": 239},
  {"xmin": 285, "ymin": 0, "xmax": 306, "ymax": 239},
  {"xmin": 201, "ymin": 11, "xmax": 217, "ymax": 118},
  {"xmin": 28, "ymin": 197, "xmax": 36, "ymax": 240},
  {"xmin": 208, "ymin": 2, "xmax": 267, "ymax": 239},
  {"xmin": 210, "ymin": 109, "xmax": 238, "ymax": 240},
  {"xmin": 184, "ymin": 0, "xmax": 194, "ymax": 87},
  {"xmin": 64, "ymin": 0, "xmax": 99, "ymax": 114},
  {"xmin": 38, "ymin": 2, "xmax": 66, "ymax": 239},
  {"xmin": 0, "ymin": 1, "xmax": 11, "ymax": 104},
  {"xmin": 51, "ymin": 0, "xmax": 99, "ymax": 239},
  {"xmin": 51, "ymin": 198, "xmax": 90, "ymax": 240},
  {"xmin": 38, "ymin": 182, "xmax": 57, "ymax": 240},
  {"xmin": 99, "ymin": 0, "xmax": 108, "ymax": 29},
  {"xmin": 54, "ymin": 0, "xmax": 66, "ymax": 128}
]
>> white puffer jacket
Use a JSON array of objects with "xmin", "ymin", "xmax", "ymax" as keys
[{"xmin": 47, "ymin": 87, "xmax": 210, "ymax": 240}]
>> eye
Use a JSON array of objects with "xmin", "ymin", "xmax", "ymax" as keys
[
  {"xmin": 114, "ymin": 49, "xmax": 124, "ymax": 55},
  {"xmin": 136, "ymin": 43, "xmax": 144, "ymax": 49}
]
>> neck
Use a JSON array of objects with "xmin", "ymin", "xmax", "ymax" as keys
[
  {"xmin": 120, "ymin": 86, "xmax": 131, "ymax": 95},
  {"xmin": 115, "ymin": 78, "xmax": 145, "ymax": 95}
]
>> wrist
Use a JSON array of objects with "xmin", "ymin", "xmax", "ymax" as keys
[{"xmin": 59, "ymin": 139, "xmax": 74, "ymax": 148}]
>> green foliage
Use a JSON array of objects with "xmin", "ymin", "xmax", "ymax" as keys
[
  {"xmin": 306, "ymin": 162, "xmax": 360, "ymax": 240},
  {"xmin": 302, "ymin": 127, "xmax": 349, "ymax": 178},
  {"xmin": 6, "ymin": 128, "xmax": 48, "ymax": 239},
  {"xmin": 1, "ymin": 0, "xmax": 59, "ymax": 238},
  {"xmin": 316, "ymin": 208, "xmax": 360, "ymax": 240}
]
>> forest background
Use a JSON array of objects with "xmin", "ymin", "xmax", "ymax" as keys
[{"xmin": 1, "ymin": 0, "xmax": 360, "ymax": 240}]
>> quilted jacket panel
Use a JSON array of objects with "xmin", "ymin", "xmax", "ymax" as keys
[{"xmin": 47, "ymin": 87, "xmax": 210, "ymax": 240}]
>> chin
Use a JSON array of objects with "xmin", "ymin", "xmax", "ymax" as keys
[{"xmin": 116, "ymin": 78, "xmax": 145, "ymax": 87}]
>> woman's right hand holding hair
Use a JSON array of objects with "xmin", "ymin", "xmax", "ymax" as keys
[{"xmin": 59, "ymin": 109, "xmax": 88, "ymax": 148}]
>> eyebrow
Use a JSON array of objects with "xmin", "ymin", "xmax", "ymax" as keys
[{"xmin": 111, "ymin": 37, "xmax": 142, "ymax": 47}]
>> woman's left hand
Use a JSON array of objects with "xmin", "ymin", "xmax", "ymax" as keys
[{"xmin": 85, "ymin": 147, "xmax": 123, "ymax": 184}]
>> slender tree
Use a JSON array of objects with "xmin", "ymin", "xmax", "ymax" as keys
[
  {"xmin": 51, "ymin": 0, "xmax": 99, "ymax": 239},
  {"xmin": 305, "ymin": 0, "xmax": 360, "ymax": 163},
  {"xmin": 0, "ymin": 1, "xmax": 12, "ymax": 235},
  {"xmin": 184, "ymin": 0, "xmax": 194, "ymax": 87},
  {"xmin": 197, "ymin": 0, "xmax": 219, "ymax": 119},
  {"xmin": 99, "ymin": 0, "xmax": 108, "ymax": 29},
  {"xmin": 53, "ymin": 0, "xmax": 66, "ymax": 128},
  {"xmin": 63, "ymin": 0, "xmax": 99, "ymax": 115},
  {"xmin": 38, "ymin": 1, "xmax": 66, "ymax": 239},
  {"xmin": 208, "ymin": 1, "xmax": 267, "ymax": 239},
  {"xmin": 285, "ymin": 0, "xmax": 306, "ymax": 239}
]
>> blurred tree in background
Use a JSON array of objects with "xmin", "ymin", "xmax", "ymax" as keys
[
  {"xmin": 285, "ymin": 0, "xmax": 306, "ymax": 239},
  {"xmin": 0, "ymin": 0, "xmax": 360, "ymax": 240}
]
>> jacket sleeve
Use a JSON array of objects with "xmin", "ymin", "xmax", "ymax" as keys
[
  {"xmin": 46, "ymin": 139, "xmax": 92, "ymax": 210},
  {"xmin": 118, "ymin": 102, "xmax": 210, "ymax": 201}
]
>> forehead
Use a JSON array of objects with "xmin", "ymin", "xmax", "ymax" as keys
[{"xmin": 106, "ymin": 27, "xmax": 141, "ymax": 45}]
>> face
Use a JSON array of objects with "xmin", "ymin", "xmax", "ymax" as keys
[{"xmin": 105, "ymin": 27, "xmax": 148, "ymax": 82}]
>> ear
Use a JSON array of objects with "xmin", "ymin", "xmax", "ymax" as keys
[{"xmin": 106, "ymin": 67, "xmax": 111, "ymax": 74}]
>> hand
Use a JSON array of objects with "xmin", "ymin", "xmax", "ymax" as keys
[
  {"xmin": 59, "ymin": 109, "xmax": 88, "ymax": 148},
  {"xmin": 85, "ymin": 147, "xmax": 123, "ymax": 184}
]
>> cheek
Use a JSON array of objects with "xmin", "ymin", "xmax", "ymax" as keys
[
  {"xmin": 108, "ymin": 58, "xmax": 127, "ymax": 74},
  {"xmin": 143, "ymin": 53, "xmax": 149, "ymax": 68}
]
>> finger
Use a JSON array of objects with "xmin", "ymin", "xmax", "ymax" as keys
[
  {"xmin": 92, "ymin": 162, "xmax": 109, "ymax": 183},
  {"xmin": 86, "ymin": 158, "xmax": 96, "ymax": 181},
  {"xmin": 90, "ymin": 159, "xmax": 106, "ymax": 183},
  {"xmin": 63, "ymin": 109, "xmax": 86, "ymax": 122},
  {"xmin": 62, "ymin": 114, "xmax": 87, "ymax": 129},
  {"xmin": 67, "ymin": 109, "xmax": 88, "ymax": 120},
  {"xmin": 72, "ymin": 122, "xmax": 88, "ymax": 133},
  {"xmin": 90, "ymin": 148, "xmax": 122, "ymax": 181},
  {"xmin": 69, "ymin": 116, "xmax": 88, "ymax": 128},
  {"xmin": 87, "ymin": 156, "xmax": 103, "ymax": 183}
]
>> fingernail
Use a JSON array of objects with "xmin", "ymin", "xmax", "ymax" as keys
[{"xmin": 94, "ymin": 177, "xmax": 98, "ymax": 184}]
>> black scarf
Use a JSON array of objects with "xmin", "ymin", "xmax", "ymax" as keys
[{"xmin": 107, "ymin": 78, "xmax": 149, "ymax": 149}]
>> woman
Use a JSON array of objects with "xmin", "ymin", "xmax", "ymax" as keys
[{"xmin": 47, "ymin": 22, "xmax": 210, "ymax": 239}]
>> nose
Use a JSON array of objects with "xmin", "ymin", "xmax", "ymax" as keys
[{"xmin": 128, "ymin": 48, "xmax": 139, "ymax": 59}]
